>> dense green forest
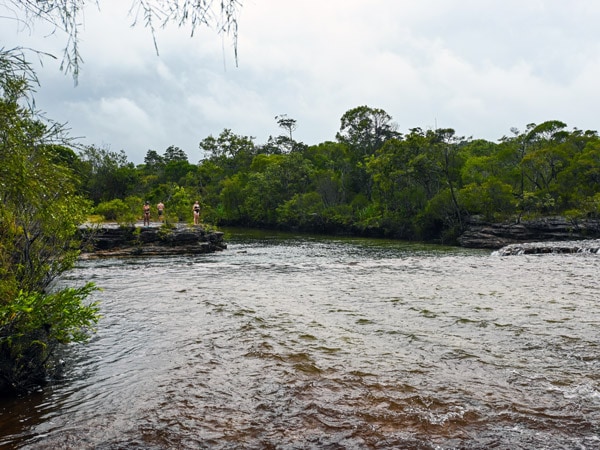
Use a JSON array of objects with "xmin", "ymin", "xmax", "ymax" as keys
[{"xmin": 81, "ymin": 106, "xmax": 600, "ymax": 243}]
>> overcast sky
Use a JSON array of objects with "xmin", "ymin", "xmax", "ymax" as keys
[{"xmin": 2, "ymin": 0, "xmax": 600, "ymax": 164}]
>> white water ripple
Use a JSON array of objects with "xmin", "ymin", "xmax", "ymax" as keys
[{"xmin": 2, "ymin": 231, "xmax": 599, "ymax": 449}]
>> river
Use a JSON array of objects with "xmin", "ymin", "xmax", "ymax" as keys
[{"xmin": 1, "ymin": 229, "xmax": 599, "ymax": 449}]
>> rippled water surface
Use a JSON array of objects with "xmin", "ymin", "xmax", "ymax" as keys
[{"xmin": 1, "ymin": 229, "xmax": 599, "ymax": 449}]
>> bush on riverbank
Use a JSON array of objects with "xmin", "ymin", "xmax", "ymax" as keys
[
  {"xmin": 0, "ymin": 50, "xmax": 100, "ymax": 395},
  {"xmin": 0, "ymin": 286, "xmax": 99, "ymax": 393}
]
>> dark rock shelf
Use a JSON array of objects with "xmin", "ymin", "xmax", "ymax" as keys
[
  {"xmin": 78, "ymin": 222, "xmax": 227, "ymax": 258},
  {"xmin": 458, "ymin": 216, "xmax": 600, "ymax": 249}
]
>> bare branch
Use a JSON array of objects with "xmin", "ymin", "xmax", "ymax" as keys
[{"xmin": 3, "ymin": 0, "xmax": 242, "ymax": 80}]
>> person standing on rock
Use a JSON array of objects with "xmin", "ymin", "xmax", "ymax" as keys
[
  {"xmin": 193, "ymin": 201, "xmax": 201, "ymax": 225},
  {"xmin": 143, "ymin": 201, "xmax": 151, "ymax": 226},
  {"xmin": 157, "ymin": 201, "xmax": 165, "ymax": 222}
]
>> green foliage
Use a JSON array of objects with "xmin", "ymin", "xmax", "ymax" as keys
[
  {"xmin": 78, "ymin": 146, "xmax": 139, "ymax": 203},
  {"xmin": 416, "ymin": 189, "xmax": 463, "ymax": 242},
  {"xmin": 164, "ymin": 145, "xmax": 188, "ymax": 163},
  {"xmin": 219, "ymin": 173, "xmax": 248, "ymax": 223},
  {"xmin": 0, "ymin": 50, "xmax": 99, "ymax": 394},
  {"xmin": 320, "ymin": 204, "xmax": 355, "ymax": 231},
  {"xmin": 276, "ymin": 192, "xmax": 324, "ymax": 229},
  {"xmin": 582, "ymin": 193, "xmax": 600, "ymax": 218},
  {"xmin": 4, "ymin": 94, "xmax": 594, "ymax": 246},
  {"xmin": 0, "ymin": 284, "xmax": 99, "ymax": 345},
  {"xmin": 555, "ymin": 140, "xmax": 600, "ymax": 209},
  {"xmin": 1, "ymin": 95, "xmax": 89, "ymax": 297},
  {"xmin": 168, "ymin": 185, "xmax": 196, "ymax": 222},
  {"xmin": 81, "ymin": 112, "xmax": 600, "ymax": 242},
  {"xmin": 199, "ymin": 128, "xmax": 258, "ymax": 174},
  {"xmin": 459, "ymin": 180, "xmax": 516, "ymax": 221},
  {"xmin": 95, "ymin": 198, "xmax": 129, "ymax": 221},
  {"xmin": 517, "ymin": 191, "xmax": 557, "ymax": 218},
  {"xmin": 123, "ymin": 196, "xmax": 145, "ymax": 225},
  {"xmin": 0, "ymin": 277, "xmax": 100, "ymax": 393},
  {"xmin": 336, "ymin": 105, "xmax": 400, "ymax": 157},
  {"xmin": 166, "ymin": 160, "xmax": 198, "ymax": 185},
  {"xmin": 93, "ymin": 196, "xmax": 141, "ymax": 225}
]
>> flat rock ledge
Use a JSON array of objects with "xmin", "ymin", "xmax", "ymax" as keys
[
  {"xmin": 78, "ymin": 222, "xmax": 227, "ymax": 258},
  {"xmin": 458, "ymin": 216, "xmax": 600, "ymax": 249}
]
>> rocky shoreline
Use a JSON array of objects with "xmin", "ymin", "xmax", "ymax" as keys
[
  {"xmin": 78, "ymin": 216, "xmax": 600, "ymax": 258},
  {"xmin": 458, "ymin": 216, "xmax": 600, "ymax": 249},
  {"xmin": 78, "ymin": 222, "xmax": 227, "ymax": 258}
]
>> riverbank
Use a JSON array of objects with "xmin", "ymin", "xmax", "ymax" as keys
[
  {"xmin": 78, "ymin": 222, "xmax": 227, "ymax": 258},
  {"xmin": 458, "ymin": 216, "xmax": 600, "ymax": 248},
  {"xmin": 78, "ymin": 215, "xmax": 600, "ymax": 257}
]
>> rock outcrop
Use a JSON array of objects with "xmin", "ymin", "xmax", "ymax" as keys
[
  {"xmin": 79, "ymin": 223, "xmax": 227, "ymax": 258},
  {"xmin": 458, "ymin": 216, "xmax": 600, "ymax": 249}
]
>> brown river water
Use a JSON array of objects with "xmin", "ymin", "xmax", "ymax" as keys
[{"xmin": 1, "ymin": 229, "xmax": 599, "ymax": 449}]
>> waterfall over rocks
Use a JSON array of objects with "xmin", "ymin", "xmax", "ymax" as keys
[{"xmin": 493, "ymin": 239, "xmax": 600, "ymax": 256}]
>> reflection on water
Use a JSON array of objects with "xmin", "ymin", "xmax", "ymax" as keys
[{"xmin": 1, "ymin": 229, "xmax": 599, "ymax": 449}]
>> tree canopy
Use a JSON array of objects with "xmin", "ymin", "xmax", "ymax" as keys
[{"xmin": 72, "ymin": 105, "xmax": 600, "ymax": 243}]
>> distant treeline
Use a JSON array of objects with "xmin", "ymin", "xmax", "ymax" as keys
[{"xmin": 77, "ymin": 106, "xmax": 600, "ymax": 243}]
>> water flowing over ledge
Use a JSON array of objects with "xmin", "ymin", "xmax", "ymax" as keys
[
  {"xmin": 493, "ymin": 239, "xmax": 600, "ymax": 256},
  {"xmin": 78, "ymin": 222, "xmax": 227, "ymax": 258}
]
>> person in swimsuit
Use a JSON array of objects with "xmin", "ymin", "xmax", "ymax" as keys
[
  {"xmin": 193, "ymin": 201, "xmax": 201, "ymax": 225},
  {"xmin": 157, "ymin": 201, "xmax": 165, "ymax": 222},
  {"xmin": 143, "ymin": 201, "xmax": 151, "ymax": 226}
]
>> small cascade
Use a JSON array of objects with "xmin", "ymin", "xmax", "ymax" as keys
[{"xmin": 493, "ymin": 239, "xmax": 600, "ymax": 256}]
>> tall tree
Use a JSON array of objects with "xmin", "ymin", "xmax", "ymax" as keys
[
  {"xmin": 164, "ymin": 145, "xmax": 189, "ymax": 163},
  {"xmin": 336, "ymin": 106, "xmax": 400, "ymax": 157},
  {"xmin": 432, "ymin": 129, "xmax": 465, "ymax": 225},
  {"xmin": 199, "ymin": 128, "xmax": 257, "ymax": 176},
  {"xmin": 274, "ymin": 114, "xmax": 299, "ymax": 153},
  {"xmin": 144, "ymin": 149, "xmax": 165, "ymax": 168},
  {"xmin": 275, "ymin": 114, "xmax": 297, "ymax": 141},
  {"xmin": 78, "ymin": 146, "xmax": 137, "ymax": 203},
  {"xmin": 336, "ymin": 106, "xmax": 400, "ymax": 200}
]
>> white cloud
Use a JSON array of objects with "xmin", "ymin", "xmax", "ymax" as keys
[{"xmin": 2, "ymin": 0, "xmax": 600, "ymax": 163}]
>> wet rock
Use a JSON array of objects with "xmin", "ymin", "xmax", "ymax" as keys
[
  {"xmin": 79, "ymin": 223, "xmax": 227, "ymax": 258},
  {"xmin": 493, "ymin": 239, "xmax": 600, "ymax": 256},
  {"xmin": 458, "ymin": 216, "xmax": 600, "ymax": 249}
]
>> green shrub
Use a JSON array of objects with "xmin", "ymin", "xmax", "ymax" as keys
[
  {"xmin": 459, "ymin": 179, "xmax": 516, "ymax": 221},
  {"xmin": 0, "ymin": 284, "xmax": 100, "ymax": 393},
  {"xmin": 276, "ymin": 192, "xmax": 324, "ymax": 228},
  {"xmin": 94, "ymin": 198, "xmax": 129, "ymax": 221},
  {"xmin": 0, "ymin": 60, "xmax": 100, "ymax": 395}
]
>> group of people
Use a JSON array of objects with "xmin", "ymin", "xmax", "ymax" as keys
[
  {"xmin": 142, "ymin": 200, "xmax": 201, "ymax": 226},
  {"xmin": 142, "ymin": 201, "xmax": 164, "ymax": 226}
]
